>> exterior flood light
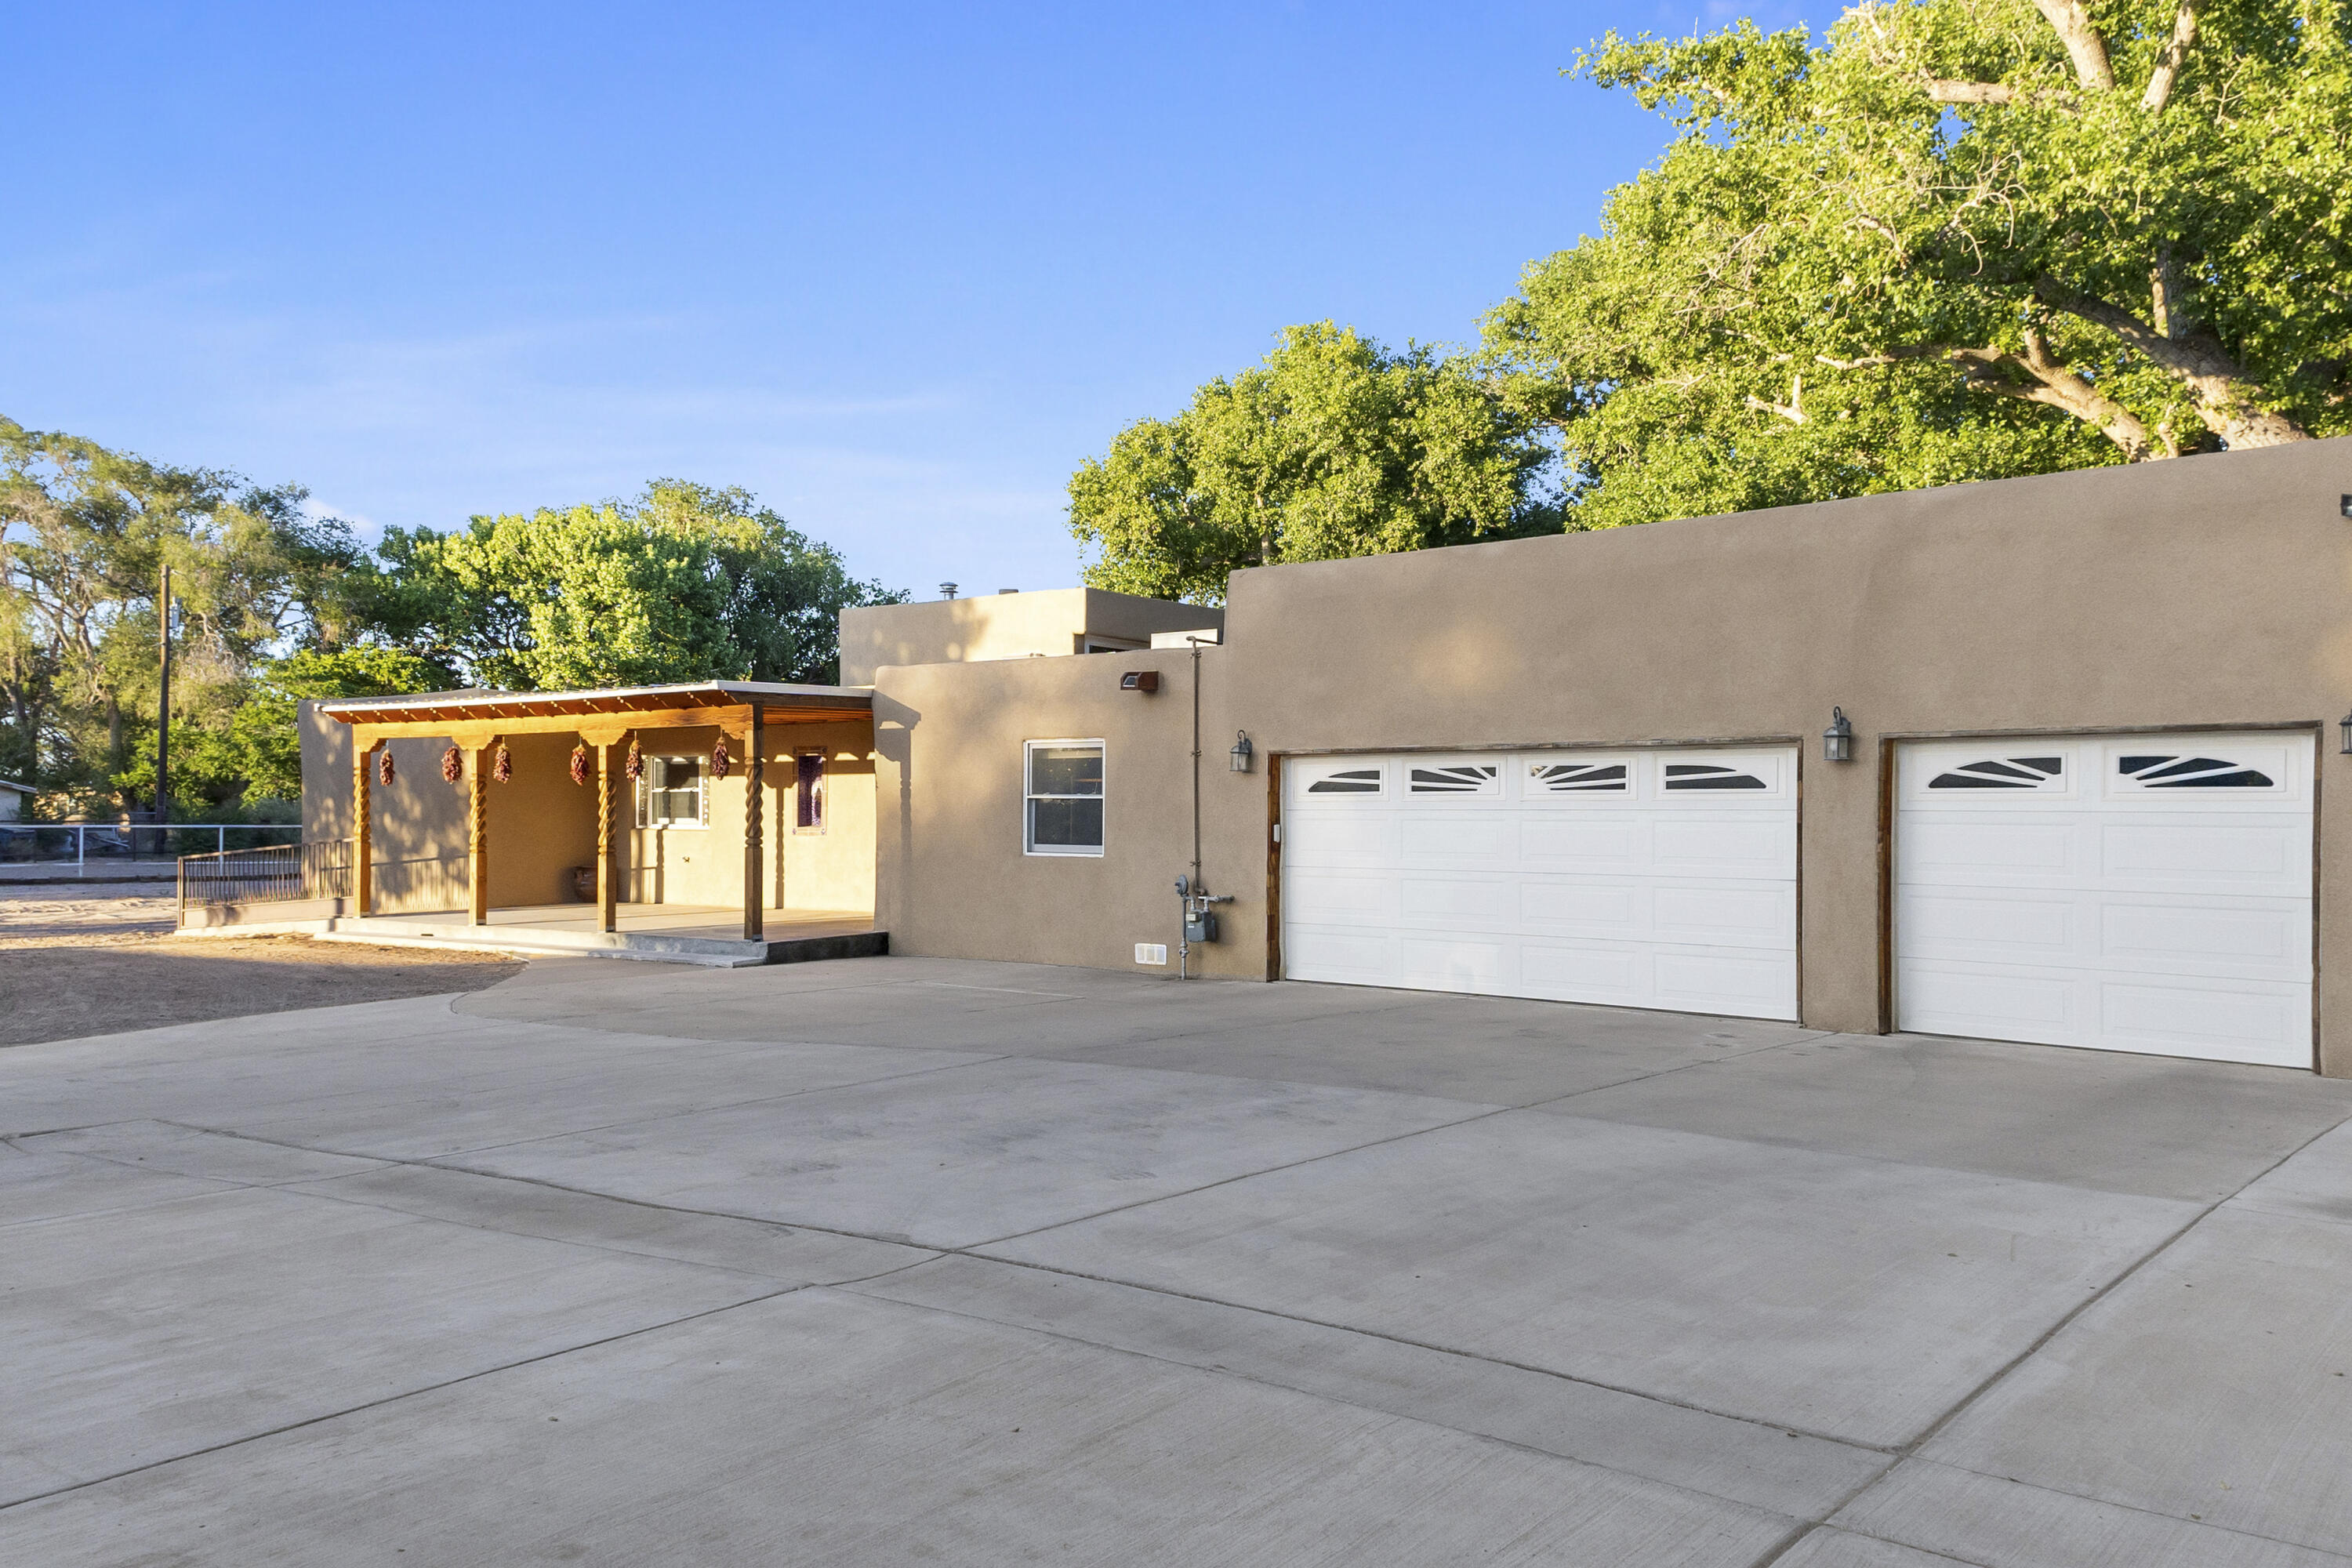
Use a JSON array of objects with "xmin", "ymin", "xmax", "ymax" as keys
[
  {"xmin": 1824, "ymin": 706, "xmax": 1856, "ymax": 764},
  {"xmin": 2340, "ymin": 710, "xmax": 2352, "ymax": 755},
  {"xmin": 1229, "ymin": 731, "xmax": 1254, "ymax": 773},
  {"xmin": 1120, "ymin": 670, "xmax": 1160, "ymax": 693}
]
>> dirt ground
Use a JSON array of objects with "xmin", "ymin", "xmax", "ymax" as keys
[{"xmin": 0, "ymin": 882, "xmax": 524, "ymax": 1047}]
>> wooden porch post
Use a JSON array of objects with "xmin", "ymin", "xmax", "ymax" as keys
[
  {"xmin": 467, "ymin": 739, "xmax": 494, "ymax": 926},
  {"xmin": 353, "ymin": 733, "xmax": 377, "ymax": 916},
  {"xmin": 598, "ymin": 740, "xmax": 618, "ymax": 934},
  {"xmin": 742, "ymin": 711, "xmax": 764, "ymax": 942},
  {"xmin": 577, "ymin": 725, "xmax": 629, "ymax": 935}
]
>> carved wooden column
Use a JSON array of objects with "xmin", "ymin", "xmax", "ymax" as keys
[
  {"xmin": 467, "ymin": 739, "xmax": 494, "ymax": 926},
  {"xmin": 578, "ymin": 725, "xmax": 629, "ymax": 935},
  {"xmin": 742, "ymin": 711, "xmax": 764, "ymax": 942},
  {"xmin": 353, "ymin": 733, "xmax": 378, "ymax": 916},
  {"xmin": 597, "ymin": 741, "xmax": 617, "ymax": 933}
]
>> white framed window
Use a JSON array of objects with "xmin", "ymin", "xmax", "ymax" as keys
[
  {"xmin": 1025, "ymin": 739, "xmax": 1104, "ymax": 856},
  {"xmin": 637, "ymin": 755, "xmax": 708, "ymax": 829}
]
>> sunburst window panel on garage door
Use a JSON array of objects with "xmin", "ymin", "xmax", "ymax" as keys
[
  {"xmin": 1894, "ymin": 732, "xmax": 2314, "ymax": 1067},
  {"xmin": 1281, "ymin": 749, "xmax": 1798, "ymax": 1019}
]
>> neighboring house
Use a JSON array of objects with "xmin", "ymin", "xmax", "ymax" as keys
[
  {"xmin": 0, "ymin": 779, "xmax": 31, "ymax": 822},
  {"xmin": 296, "ymin": 436, "xmax": 2352, "ymax": 1077}
]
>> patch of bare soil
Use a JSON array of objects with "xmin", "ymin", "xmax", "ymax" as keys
[{"xmin": 0, "ymin": 883, "xmax": 524, "ymax": 1045}]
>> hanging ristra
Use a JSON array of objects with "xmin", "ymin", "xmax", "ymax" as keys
[
  {"xmin": 491, "ymin": 742, "xmax": 513, "ymax": 784},
  {"xmin": 623, "ymin": 738, "xmax": 642, "ymax": 782},
  {"xmin": 710, "ymin": 735, "xmax": 731, "ymax": 779},
  {"xmin": 441, "ymin": 745, "xmax": 463, "ymax": 784},
  {"xmin": 377, "ymin": 750, "xmax": 395, "ymax": 786},
  {"xmin": 569, "ymin": 742, "xmax": 590, "ymax": 786}
]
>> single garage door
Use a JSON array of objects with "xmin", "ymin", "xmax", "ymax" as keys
[
  {"xmin": 1896, "ymin": 731, "xmax": 2314, "ymax": 1067},
  {"xmin": 1281, "ymin": 748, "xmax": 1798, "ymax": 1019}
]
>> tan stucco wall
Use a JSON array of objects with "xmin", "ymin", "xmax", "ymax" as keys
[
  {"xmin": 840, "ymin": 589, "xmax": 1224, "ymax": 684},
  {"xmin": 776, "ymin": 720, "xmax": 878, "ymax": 913},
  {"xmin": 626, "ymin": 722, "xmax": 876, "ymax": 913},
  {"xmin": 302, "ymin": 704, "xmax": 469, "ymax": 914},
  {"xmin": 874, "ymin": 436, "xmax": 2352, "ymax": 1075}
]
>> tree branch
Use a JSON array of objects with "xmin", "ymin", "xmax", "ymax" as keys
[
  {"xmin": 2031, "ymin": 0, "xmax": 2115, "ymax": 90},
  {"xmin": 2034, "ymin": 274, "xmax": 2310, "ymax": 445},
  {"xmin": 1926, "ymin": 78, "xmax": 2014, "ymax": 104},
  {"xmin": 1745, "ymin": 376, "xmax": 1806, "ymax": 424},
  {"xmin": 1922, "ymin": 76, "xmax": 2080, "ymax": 111},
  {"xmin": 1960, "ymin": 330, "xmax": 2156, "ymax": 459},
  {"xmin": 2141, "ymin": 0, "xmax": 2199, "ymax": 112}
]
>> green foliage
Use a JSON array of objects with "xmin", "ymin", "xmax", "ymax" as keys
[
  {"xmin": 2, "ymin": 416, "xmax": 901, "ymax": 814},
  {"xmin": 0, "ymin": 416, "xmax": 373, "ymax": 800},
  {"xmin": 386, "ymin": 482, "xmax": 902, "ymax": 690},
  {"xmin": 1483, "ymin": 0, "xmax": 2352, "ymax": 524},
  {"xmin": 1069, "ymin": 323, "xmax": 1559, "ymax": 602}
]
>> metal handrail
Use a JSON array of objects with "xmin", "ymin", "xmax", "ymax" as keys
[
  {"xmin": 176, "ymin": 840, "xmax": 469, "ymax": 916},
  {"xmin": 2, "ymin": 821, "xmax": 303, "ymax": 874}
]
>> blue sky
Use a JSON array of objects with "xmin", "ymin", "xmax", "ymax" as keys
[{"xmin": 2, "ymin": 1, "xmax": 1819, "ymax": 598}]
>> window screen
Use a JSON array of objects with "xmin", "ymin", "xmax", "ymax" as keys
[
  {"xmin": 1026, "ymin": 742, "xmax": 1104, "ymax": 855},
  {"xmin": 796, "ymin": 753, "xmax": 825, "ymax": 831},
  {"xmin": 638, "ymin": 756, "xmax": 706, "ymax": 827}
]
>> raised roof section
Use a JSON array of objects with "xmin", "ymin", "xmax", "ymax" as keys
[{"xmin": 839, "ymin": 588, "xmax": 1222, "ymax": 684}]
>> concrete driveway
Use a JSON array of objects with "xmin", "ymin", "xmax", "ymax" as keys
[{"xmin": 7, "ymin": 956, "xmax": 2352, "ymax": 1566}]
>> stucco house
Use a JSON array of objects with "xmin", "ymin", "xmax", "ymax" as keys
[
  {"xmin": 0, "ymin": 779, "xmax": 31, "ymax": 822},
  {"xmin": 249, "ymin": 435, "xmax": 2352, "ymax": 1076}
]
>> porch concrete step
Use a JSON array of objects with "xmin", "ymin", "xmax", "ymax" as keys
[{"xmin": 320, "ymin": 916, "xmax": 887, "ymax": 969}]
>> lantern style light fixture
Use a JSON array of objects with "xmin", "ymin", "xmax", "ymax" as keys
[
  {"xmin": 1229, "ymin": 730, "xmax": 1254, "ymax": 773},
  {"xmin": 2339, "ymin": 709, "xmax": 2352, "ymax": 755},
  {"xmin": 1823, "ymin": 706, "xmax": 1856, "ymax": 764}
]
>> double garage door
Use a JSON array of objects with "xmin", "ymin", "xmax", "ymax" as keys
[
  {"xmin": 1281, "ymin": 748, "xmax": 1800, "ymax": 1021},
  {"xmin": 1280, "ymin": 731, "xmax": 2314, "ymax": 1065}
]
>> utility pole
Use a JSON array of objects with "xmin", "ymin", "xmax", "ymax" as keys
[{"xmin": 155, "ymin": 563, "xmax": 172, "ymax": 839}]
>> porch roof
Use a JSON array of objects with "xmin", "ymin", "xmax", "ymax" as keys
[{"xmin": 316, "ymin": 681, "xmax": 873, "ymax": 729}]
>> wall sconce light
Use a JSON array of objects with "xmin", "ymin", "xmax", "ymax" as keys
[
  {"xmin": 2339, "ymin": 710, "xmax": 2352, "ymax": 755},
  {"xmin": 1824, "ymin": 706, "xmax": 1855, "ymax": 764},
  {"xmin": 1229, "ymin": 731, "xmax": 1254, "ymax": 773},
  {"xmin": 1120, "ymin": 670, "xmax": 1160, "ymax": 693}
]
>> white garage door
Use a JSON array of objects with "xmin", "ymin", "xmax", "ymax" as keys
[
  {"xmin": 1281, "ymin": 748, "xmax": 1798, "ymax": 1019},
  {"xmin": 1896, "ymin": 732, "xmax": 2314, "ymax": 1067}
]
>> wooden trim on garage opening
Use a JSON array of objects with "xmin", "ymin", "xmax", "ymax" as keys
[
  {"xmin": 1265, "ymin": 752, "xmax": 1284, "ymax": 982},
  {"xmin": 2311, "ymin": 728, "xmax": 2325, "ymax": 1074},
  {"xmin": 1792, "ymin": 736, "xmax": 1806, "ymax": 1028},
  {"xmin": 1873, "ymin": 720, "xmax": 2321, "ymax": 741},
  {"xmin": 1265, "ymin": 735, "xmax": 1806, "ymax": 758},
  {"xmin": 1876, "ymin": 734, "xmax": 1897, "ymax": 1036}
]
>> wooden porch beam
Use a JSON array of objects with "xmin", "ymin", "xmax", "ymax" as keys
[{"xmin": 349, "ymin": 704, "xmax": 841, "ymax": 744}]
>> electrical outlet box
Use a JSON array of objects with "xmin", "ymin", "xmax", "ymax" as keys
[{"xmin": 1134, "ymin": 942, "xmax": 1168, "ymax": 966}]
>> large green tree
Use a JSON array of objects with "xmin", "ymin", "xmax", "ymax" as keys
[
  {"xmin": 1069, "ymin": 323, "xmax": 1559, "ymax": 602},
  {"xmin": 1483, "ymin": 0, "xmax": 2352, "ymax": 525},
  {"xmin": 0, "ymin": 417, "xmax": 372, "ymax": 799},
  {"xmin": 384, "ymin": 481, "xmax": 902, "ymax": 691}
]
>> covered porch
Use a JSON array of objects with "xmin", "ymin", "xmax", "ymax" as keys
[{"xmin": 312, "ymin": 681, "xmax": 882, "ymax": 965}]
